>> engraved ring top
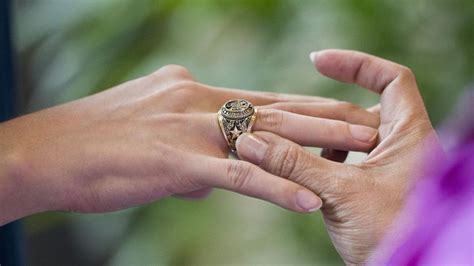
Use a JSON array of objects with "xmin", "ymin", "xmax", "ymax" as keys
[
  {"xmin": 217, "ymin": 99, "xmax": 257, "ymax": 152},
  {"xmin": 220, "ymin": 99, "xmax": 255, "ymax": 120}
]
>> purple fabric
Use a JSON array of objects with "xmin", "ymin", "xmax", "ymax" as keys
[{"xmin": 379, "ymin": 90, "xmax": 474, "ymax": 265}]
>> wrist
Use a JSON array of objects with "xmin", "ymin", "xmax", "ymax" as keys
[{"xmin": 0, "ymin": 120, "xmax": 46, "ymax": 225}]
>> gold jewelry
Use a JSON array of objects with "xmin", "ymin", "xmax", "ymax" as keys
[{"xmin": 217, "ymin": 99, "xmax": 257, "ymax": 152}]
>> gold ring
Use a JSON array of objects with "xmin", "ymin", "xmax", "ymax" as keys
[{"xmin": 217, "ymin": 99, "xmax": 257, "ymax": 152}]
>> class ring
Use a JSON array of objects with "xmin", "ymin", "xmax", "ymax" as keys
[{"xmin": 217, "ymin": 99, "xmax": 257, "ymax": 153}]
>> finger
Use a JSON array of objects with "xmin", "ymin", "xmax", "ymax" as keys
[
  {"xmin": 315, "ymin": 101, "xmax": 381, "ymax": 161},
  {"xmin": 188, "ymin": 155, "xmax": 323, "ymax": 213},
  {"xmin": 201, "ymin": 109, "xmax": 376, "ymax": 155},
  {"xmin": 253, "ymin": 109, "xmax": 378, "ymax": 152},
  {"xmin": 236, "ymin": 132, "xmax": 353, "ymax": 196},
  {"xmin": 310, "ymin": 49, "xmax": 426, "ymax": 122},
  {"xmin": 259, "ymin": 101, "xmax": 378, "ymax": 162},
  {"xmin": 321, "ymin": 149, "xmax": 349, "ymax": 163},
  {"xmin": 310, "ymin": 49, "xmax": 416, "ymax": 95},
  {"xmin": 205, "ymin": 85, "xmax": 338, "ymax": 107},
  {"xmin": 290, "ymin": 101, "xmax": 381, "ymax": 162},
  {"xmin": 259, "ymin": 101, "xmax": 380, "ymax": 128}
]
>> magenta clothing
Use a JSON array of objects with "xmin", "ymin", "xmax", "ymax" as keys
[{"xmin": 378, "ymin": 91, "xmax": 474, "ymax": 265}]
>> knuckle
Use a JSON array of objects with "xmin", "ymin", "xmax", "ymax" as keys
[
  {"xmin": 169, "ymin": 80, "xmax": 199, "ymax": 92},
  {"xmin": 339, "ymin": 102, "xmax": 365, "ymax": 123},
  {"xmin": 339, "ymin": 101, "xmax": 360, "ymax": 112},
  {"xmin": 226, "ymin": 161, "xmax": 254, "ymax": 190},
  {"xmin": 271, "ymin": 145, "xmax": 304, "ymax": 178},
  {"xmin": 258, "ymin": 109, "xmax": 284, "ymax": 131},
  {"xmin": 165, "ymin": 80, "xmax": 203, "ymax": 98},
  {"xmin": 269, "ymin": 102, "xmax": 295, "ymax": 113},
  {"xmin": 157, "ymin": 64, "xmax": 191, "ymax": 77},
  {"xmin": 398, "ymin": 66, "xmax": 415, "ymax": 80},
  {"xmin": 150, "ymin": 64, "xmax": 194, "ymax": 83},
  {"xmin": 156, "ymin": 80, "xmax": 204, "ymax": 112}
]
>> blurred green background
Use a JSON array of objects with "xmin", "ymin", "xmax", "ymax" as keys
[{"xmin": 13, "ymin": 0, "xmax": 474, "ymax": 265}]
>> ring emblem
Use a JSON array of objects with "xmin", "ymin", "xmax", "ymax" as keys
[{"xmin": 217, "ymin": 99, "xmax": 257, "ymax": 152}]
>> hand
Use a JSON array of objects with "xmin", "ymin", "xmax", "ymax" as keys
[
  {"xmin": 236, "ymin": 50, "xmax": 441, "ymax": 264},
  {"xmin": 0, "ymin": 64, "xmax": 378, "ymax": 225}
]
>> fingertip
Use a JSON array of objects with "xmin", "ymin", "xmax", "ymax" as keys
[
  {"xmin": 309, "ymin": 49, "xmax": 358, "ymax": 83},
  {"xmin": 235, "ymin": 133, "xmax": 268, "ymax": 165},
  {"xmin": 349, "ymin": 124, "xmax": 378, "ymax": 144},
  {"xmin": 309, "ymin": 50, "xmax": 334, "ymax": 74},
  {"xmin": 296, "ymin": 189, "xmax": 322, "ymax": 213},
  {"xmin": 309, "ymin": 51, "xmax": 319, "ymax": 64}
]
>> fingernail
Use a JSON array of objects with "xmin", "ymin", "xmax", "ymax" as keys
[
  {"xmin": 296, "ymin": 190, "xmax": 322, "ymax": 212},
  {"xmin": 349, "ymin": 124, "xmax": 378, "ymax": 143},
  {"xmin": 309, "ymin": 51, "xmax": 319, "ymax": 63},
  {"xmin": 236, "ymin": 133, "xmax": 268, "ymax": 165}
]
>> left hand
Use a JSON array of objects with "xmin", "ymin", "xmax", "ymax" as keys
[{"xmin": 0, "ymin": 64, "xmax": 379, "ymax": 225}]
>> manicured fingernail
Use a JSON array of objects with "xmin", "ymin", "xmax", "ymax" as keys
[
  {"xmin": 349, "ymin": 124, "xmax": 378, "ymax": 143},
  {"xmin": 296, "ymin": 190, "xmax": 322, "ymax": 212},
  {"xmin": 309, "ymin": 51, "xmax": 319, "ymax": 63},
  {"xmin": 236, "ymin": 133, "xmax": 268, "ymax": 164}
]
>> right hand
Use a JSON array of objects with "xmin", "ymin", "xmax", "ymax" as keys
[
  {"xmin": 0, "ymin": 64, "xmax": 378, "ymax": 225},
  {"xmin": 236, "ymin": 50, "xmax": 441, "ymax": 264}
]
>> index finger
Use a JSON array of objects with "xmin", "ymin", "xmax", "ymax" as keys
[
  {"xmin": 310, "ymin": 49, "xmax": 428, "ymax": 125},
  {"xmin": 204, "ymin": 85, "xmax": 338, "ymax": 107},
  {"xmin": 310, "ymin": 49, "xmax": 416, "ymax": 95}
]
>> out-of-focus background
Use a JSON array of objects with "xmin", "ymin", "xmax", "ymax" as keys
[{"xmin": 13, "ymin": 0, "xmax": 473, "ymax": 265}]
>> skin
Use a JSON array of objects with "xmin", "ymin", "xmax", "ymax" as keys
[
  {"xmin": 0, "ymin": 64, "xmax": 379, "ymax": 226},
  {"xmin": 236, "ymin": 49, "xmax": 442, "ymax": 265}
]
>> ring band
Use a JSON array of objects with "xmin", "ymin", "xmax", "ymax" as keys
[{"xmin": 217, "ymin": 99, "xmax": 257, "ymax": 152}]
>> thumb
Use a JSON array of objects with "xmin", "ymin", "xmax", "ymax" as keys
[{"xmin": 236, "ymin": 132, "xmax": 354, "ymax": 197}]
